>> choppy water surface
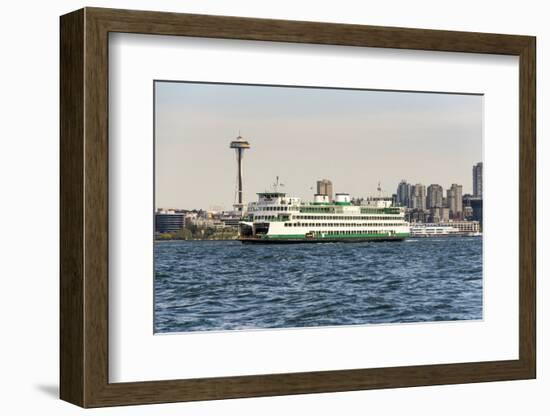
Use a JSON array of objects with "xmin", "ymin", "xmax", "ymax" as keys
[{"xmin": 154, "ymin": 238, "xmax": 482, "ymax": 333}]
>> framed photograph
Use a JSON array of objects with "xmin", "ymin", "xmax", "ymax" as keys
[{"xmin": 60, "ymin": 7, "xmax": 536, "ymax": 408}]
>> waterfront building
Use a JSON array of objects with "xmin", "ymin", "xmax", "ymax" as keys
[
  {"xmin": 473, "ymin": 162, "xmax": 483, "ymax": 197},
  {"xmin": 411, "ymin": 183, "xmax": 427, "ymax": 211},
  {"xmin": 410, "ymin": 223, "xmax": 460, "ymax": 237},
  {"xmin": 316, "ymin": 179, "xmax": 333, "ymax": 202},
  {"xmin": 411, "ymin": 220, "xmax": 480, "ymax": 236},
  {"xmin": 410, "ymin": 220, "xmax": 480, "ymax": 237},
  {"xmin": 192, "ymin": 217, "xmax": 226, "ymax": 229},
  {"xmin": 183, "ymin": 212, "xmax": 198, "ymax": 226},
  {"xmin": 429, "ymin": 206, "xmax": 449, "ymax": 223},
  {"xmin": 219, "ymin": 213, "xmax": 242, "ymax": 229},
  {"xmin": 426, "ymin": 184, "xmax": 444, "ymax": 209},
  {"xmin": 155, "ymin": 210, "xmax": 185, "ymax": 233},
  {"xmin": 470, "ymin": 197, "xmax": 483, "ymax": 227},
  {"xmin": 439, "ymin": 207, "xmax": 450, "ymax": 222},
  {"xmin": 463, "ymin": 205, "xmax": 474, "ymax": 220},
  {"xmin": 444, "ymin": 220, "xmax": 480, "ymax": 234},
  {"xmin": 396, "ymin": 180, "xmax": 412, "ymax": 208},
  {"xmin": 407, "ymin": 208, "xmax": 428, "ymax": 223},
  {"xmin": 446, "ymin": 184, "xmax": 463, "ymax": 220}
]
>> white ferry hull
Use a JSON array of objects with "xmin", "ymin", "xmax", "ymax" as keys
[{"xmin": 238, "ymin": 234, "xmax": 408, "ymax": 244}]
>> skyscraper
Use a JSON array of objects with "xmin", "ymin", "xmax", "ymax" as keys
[
  {"xmin": 410, "ymin": 183, "xmax": 427, "ymax": 211},
  {"xmin": 470, "ymin": 198, "xmax": 483, "ymax": 227},
  {"xmin": 316, "ymin": 179, "xmax": 333, "ymax": 202},
  {"xmin": 426, "ymin": 184, "xmax": 444, "ymax": 209},
  {"xmin": 473, "ymin": 162, "xmax": 483, "ymax": 197},
  {"xmin": 446, "ymin": 183, "xmax": 463, "ymax": 219},
  {"xmin": 396, "ymin": 180, "xmax": 412, "ymax": 208}
]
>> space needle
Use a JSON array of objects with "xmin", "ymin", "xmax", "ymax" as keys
[{"xmin": 229, "ymin": 134, "xmax": 251, "ymax": 214}]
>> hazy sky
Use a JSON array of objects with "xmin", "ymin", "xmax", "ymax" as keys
[{"xmin": 155, "ymin": 81, "xmax": 482, "ymax": 211}]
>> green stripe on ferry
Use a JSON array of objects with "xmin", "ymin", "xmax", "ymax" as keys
[
  {"xmin": 264, "ymin": 234, "xmax": 306, "ymax": 239},
  {"xmin": 265, "ymin": 232, "xmax": 410, "ymax": 239}
]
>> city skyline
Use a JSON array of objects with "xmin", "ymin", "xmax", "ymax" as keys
[{"xmin": 155, "ymin": 81, "xmax": 483, "ymax": 211}]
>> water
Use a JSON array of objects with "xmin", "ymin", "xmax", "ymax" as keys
[{"xmin": 154, "ymin": 237, "xmax": 482, "ymax": 333}]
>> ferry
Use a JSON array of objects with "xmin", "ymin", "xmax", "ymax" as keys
[{"xmin": 238, "ymin": 191, "xmax": 410, "ymax": 244}]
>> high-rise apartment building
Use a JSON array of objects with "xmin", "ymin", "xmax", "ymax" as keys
[
  {"xmin": 473, "ymin": 162, "xmax": 483, "ymax": 197},
  {"xmin": 316, "ymin": 179, "xmax": 333, "ymax": 202},
  {"xmin": 446, "ymin": 183, "xmax": 463, "ymax": 219},
  {"xmin": 426, "ymin": 184, "xmax": 444, "ymax": 209},
  {"xmin": 396, "ymin": 180, "xmax": 412, "ymax": 208},
  {"xmin": 411, "ymin": 183, "xmax": 427, "ymax": 211}
]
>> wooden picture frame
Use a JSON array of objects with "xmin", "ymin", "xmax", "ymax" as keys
[{"xmin": 60, "ymin": 7, "xmax": 536, "ymax": 408}]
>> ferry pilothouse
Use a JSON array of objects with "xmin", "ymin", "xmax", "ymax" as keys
[{"xmin": 238, "ymin": 190, "xmax": 411, "ymax": 244}]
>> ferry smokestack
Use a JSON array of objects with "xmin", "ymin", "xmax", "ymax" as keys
[{"xmin": 229, "ymin": 134, "xmax": 251, "ymax": 213}]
